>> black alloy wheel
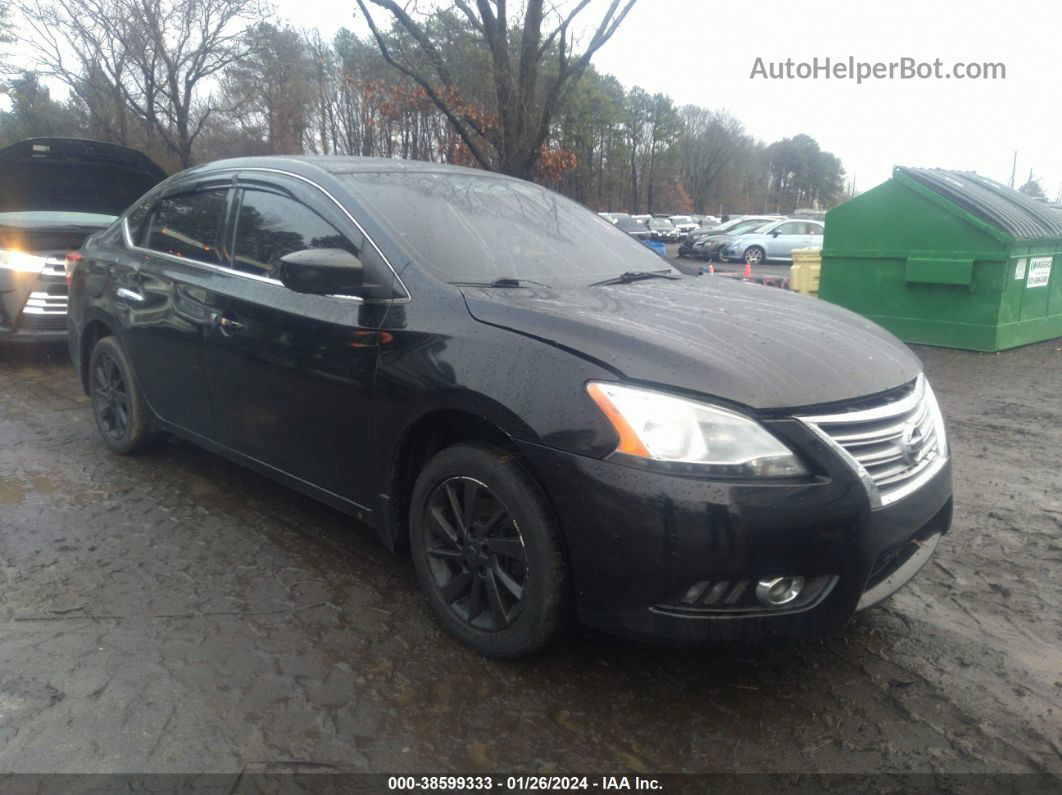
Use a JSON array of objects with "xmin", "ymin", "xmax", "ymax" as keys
[
  {"xmin": 92, "ymin": 349, "xmax": 131, "ymax": 442},
  {"xmin": 409, "ymin": 443, "xmax": 570, "ymax": 658},
  {"xmin": 88, "ymin": 335, "xmax": 161, "ymax": 454},
  {"xmin": 422, "ymin": 476, "xmax": 527, "ymax": 631}
]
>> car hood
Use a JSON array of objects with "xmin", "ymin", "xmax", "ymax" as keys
[
  {"xmin": 0, "ymin": 138, "xmax": 166, "ymax": 216},
  {"xmin": 462, "ymin": 277, "xmax": 920, "ymax": 410}
]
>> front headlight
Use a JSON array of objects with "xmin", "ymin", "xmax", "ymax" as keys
[
  {"xmin": 587, "ymin": 382, "xmax": 809, "ymax": 478},
  {"xmin": 923, "ymin": 378, "xmax": 948, "ymax": 460},
  {"xmin": 0, "ymin": 248, "xmax": 47, "ymax": 273}
]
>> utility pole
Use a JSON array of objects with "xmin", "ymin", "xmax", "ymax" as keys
[{"xmin": 1009, "ymin": 151, "xmax": 1017, "ymax": 188}]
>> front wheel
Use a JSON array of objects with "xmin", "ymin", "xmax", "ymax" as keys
[
  {"xmin": 409, "ymin": 443, "xmax": 570, "ymax": 658},
  {"xmin": 88, "ymin": 336, "xmax": 161, "ymax": 454},
  {"xmin": 744, "ymin": 246, "xmax": 765, "ymax": 265}
]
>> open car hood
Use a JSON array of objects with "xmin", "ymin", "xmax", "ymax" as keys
[
  {"xmin": 0, "ymin": 138, "xmax": 166, "ymax": 216},
  {"xmin": 462, "ymin": 276, "xmax": 922, "ymax": 411}
]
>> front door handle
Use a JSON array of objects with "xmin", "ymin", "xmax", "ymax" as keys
[
  {"xmin": 116, "ymin": 287, "xmax": 145, "ymax": 303},
  {"xmin": 211, "ymin": 313, "xmax": 245, "ymax": 334}
]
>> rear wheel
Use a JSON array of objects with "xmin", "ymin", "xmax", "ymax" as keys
[
  {"xmin": 409, "ymin": 443, "xmax": 570, "ymax": 658},
  {"xmin": 89, "ymin": 336, "xmax": 160, "ymax": 454}
]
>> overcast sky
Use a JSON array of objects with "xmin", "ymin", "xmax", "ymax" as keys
[
  {"xmin": 272, "ymin": 0, "xmax": 1062, "ymax": 200},
  {"xmin": 11, "ymin": 0, "xmax": 1061, "ymax": 199}
]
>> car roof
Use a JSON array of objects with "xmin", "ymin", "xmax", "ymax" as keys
[{"xmin": 175, "ymin": 155, "xmax": 524, "ymax": 184}]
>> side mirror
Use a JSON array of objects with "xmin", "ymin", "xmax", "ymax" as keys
[
  {"xmin": 276, "ymin": 248, "xmax": 364, "ymax": 296},
  {"xmin": 771, "ymin": 230, "xmax": 781, "ymax": 237}
]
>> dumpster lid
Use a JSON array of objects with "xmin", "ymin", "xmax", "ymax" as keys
[{"xmin": 897, "ymin": 166, "xmax": 1062, "ymax": 240}]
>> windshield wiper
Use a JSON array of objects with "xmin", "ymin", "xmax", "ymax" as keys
[
  {"xmin": 451, "ymin": 277, "xmax": 552, "ymax": 288},
  {"xmin": 589, "ymin": 269, "xmax": 680, "ymax": 286}
]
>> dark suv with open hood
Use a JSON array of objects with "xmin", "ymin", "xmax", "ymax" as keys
[
  {"xmin": 67, "ymin": 156, "xmax": 953, "ymax": 658},
  {"xmin": 0, "ymin": 138, "xmax": 165, "ymax": 342}
]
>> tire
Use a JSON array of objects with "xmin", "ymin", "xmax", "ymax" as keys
[
  {"xmin": 409, "ymin": 442, "xmax": 570, "ymax": 659},
  {"xmin": 744, "ymin": 246, "xmax": 765, "ymax": 265},
  {"xmin": 88, "ymin": 335, "xmax": 161, "ymax": 454}
]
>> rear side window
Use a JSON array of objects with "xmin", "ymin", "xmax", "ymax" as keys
[
  {"xmin": 775, "ymin": 222, "xmax": 805, "ymax": 235},
  {"xmin": 125, "ymin": 196, "xmax": 155, "ymax": 244},
  {"xmin": 146, "ymin": 190, "xmax": 228, "ymax": 265},
  {"xmin": 231, "ymin": 189, "xmax": 395, "ymax": 298}
]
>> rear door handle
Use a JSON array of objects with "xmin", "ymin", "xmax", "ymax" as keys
[
  {"xmin": 116, "ymin": 287, "xmax": 145, "ymax": 303},
  {"xmin": 211, "ymin": 313, "xmax": 244, "ymax": 333}
]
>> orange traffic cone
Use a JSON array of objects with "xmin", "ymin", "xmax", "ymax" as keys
[
  {"xmin": 743, "ymin": 261, "xmax": 752, "ymax": 279},
  {"xmin": 708, "ymin": 264, "xmax": 715, "ymax": 274}
]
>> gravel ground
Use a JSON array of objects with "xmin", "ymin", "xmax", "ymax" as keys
[{"xmin": 0, "ymin": 332, "xmax": 1060, "ymax": 779}]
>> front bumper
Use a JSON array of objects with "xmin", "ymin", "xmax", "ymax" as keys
[
  {"xmin": 681, "ymin": 240, "xmax": 724, "ymax": 259},
  {"xmin": 517, "ymin": 423, "xmax": 952, "ymax": 645},
  {"xmin": 0, "ymin": 326, "xmax": 68, "ymax": 344},
  {"xmin": 1, "ymin": 261, "xmax": 69, "ymax": 344}
]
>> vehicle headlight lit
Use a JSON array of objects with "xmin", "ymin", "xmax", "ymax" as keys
[
  {"xmin": 923, "ymin": 378, "xmax": 948, "ymax": 460},
  {"xmin": 0, "ymin": 248, "xmax": 47, "ymax": 274},
  {"xmin": 587, "ymin": 382, "xmax": 809, "ymax": 477}
]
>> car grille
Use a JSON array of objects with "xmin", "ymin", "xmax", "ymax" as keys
[
  {"xmin": 798, "ymin": 375, "xmax": 947, "ymax": 509},
  {"xmin": 17, "ymin": 260, "xmax": 69, "ymax": 333}
]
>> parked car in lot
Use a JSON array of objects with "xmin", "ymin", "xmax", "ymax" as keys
[
  {"xmin": 68, "ymin": 156, "xmax": 951, "ymax": 658},
  {"xmin": 0, "ymin": 138, "xmax": 165, "ymax": 343},
  {"xmin": 678, "ymin": 216, "xmax": 782, "ymax": 259},
  {"xmin": 630, "ymin": 214, "xmax": 651, "ymax": 225},
  {"xmin": 615, "ymin": 216, "xmax": 651, "ymax": 241},
  {"xmin": 691, "ymin": 214, "xmax": 721, "ymax": 228},
  {"xmin": 647, "ymin": 216, "xmax": 681, "ymax": 242},
  {"xmin": 722, "ymin": 218, "xmax": 825, "ymax": 264},
  {"xmin": 669, "ymin": 215, "xmax": 698, "ymax": 235}
]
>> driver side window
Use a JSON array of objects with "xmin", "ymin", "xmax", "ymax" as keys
[{"xmin": 231, "ymin": 188, "xmax": 395, "ymax": 299}]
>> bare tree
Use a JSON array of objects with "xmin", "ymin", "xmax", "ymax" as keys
[
  {"xmin": 678, "ymin": 107, "xmax": 746, "ymax": 214},
  {"xmin": 354, "ymin": 0, "xmax": 637, "ymax": 179},
  {"xmin": 222, "ymin": 23, "xmax": 315, "ymax": 155},
  {"xmin": 19, "ymin": 0, "xmax": 266, "ymax": 167},
  {"xmin": 0, "ymin": 0, "xmax": 15, "ymax": 75}
]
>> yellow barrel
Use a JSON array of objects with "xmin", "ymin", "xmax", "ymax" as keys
[{"xmin": 790, "ymin": 247, "xmax": 822, "ymax": 296}]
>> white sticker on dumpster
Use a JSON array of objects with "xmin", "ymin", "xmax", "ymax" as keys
[
  {"xmin": 1015, "ymin": 259, "xmax": 1026, "ymax": 279},
  {"xmin": 1026, "ymin": 257, "xmax": 1052, "ymax": 288}
]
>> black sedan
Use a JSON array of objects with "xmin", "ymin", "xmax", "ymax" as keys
[{"xmin": 67, "ymin": 157, "xmax": 952, "ymax": 658}]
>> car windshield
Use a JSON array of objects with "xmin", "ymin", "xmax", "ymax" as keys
[
  {"xmin": 648, "ymin": 218, "xmax": 674, "ymax": 229},
  {"xmin": 710, "ymin": 217, "xmax": 750, "ymax": 233},
  {"xmin": 0, "ymin": 210, "xmax": 117, "ymax": 228},
  {"xmin": 740, "ymin": 222, "xmax": 776, "ymax": 235},
  {"xmin": 728, "ymin": 219, "xmax": 774, "ymax": 235},
  {"xmin": 338, "ymin": 171, "xmax": 672, "ymax": 286}
]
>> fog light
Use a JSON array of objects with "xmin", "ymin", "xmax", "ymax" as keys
[{"xmin": 755, "ymin": 576, "xmax": 805, "ymax": 607}]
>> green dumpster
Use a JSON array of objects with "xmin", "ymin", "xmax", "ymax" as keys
[{"xmin": 819, "ymin": 166, "xmax": 1062, "ymax": 351}]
